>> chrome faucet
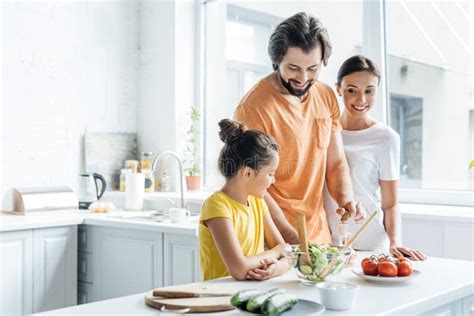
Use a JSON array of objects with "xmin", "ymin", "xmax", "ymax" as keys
[{"xmin": 152, "ymin": 151, "xmax": 185, "ymax": 209}]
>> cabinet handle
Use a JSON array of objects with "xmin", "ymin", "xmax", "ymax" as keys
[{"xmin": 80, "ymin": 258, "xmax": 87, "ymax": 274}]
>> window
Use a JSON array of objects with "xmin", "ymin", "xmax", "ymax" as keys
[
  {"xmin": 200, "ymin": 0, "xmax": 473, "ymax": 205},
  {"xmin": 385, "ymin": 1, "xmax": 473, "ymax": 195},
  {"xmin": 203, "ymin": 0, "xmax": 364, "ymax": 187}
]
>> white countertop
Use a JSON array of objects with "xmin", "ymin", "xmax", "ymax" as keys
[
  {"xmin": 0, "ymin": 210, "xmax": 199, "ymax": 235},
  {"xmin": 38, "ymin": 253, "xmax": 474, "ymax": 315}
]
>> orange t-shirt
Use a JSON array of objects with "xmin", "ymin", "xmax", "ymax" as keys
[{"xmin": 234, "ymin": 79, "xmax": 341, "ymax": 244}]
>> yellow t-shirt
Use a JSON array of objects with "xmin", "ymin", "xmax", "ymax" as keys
[{"xmin": 198, "ymin": 191, "xmax": 268, "ymax": 281}]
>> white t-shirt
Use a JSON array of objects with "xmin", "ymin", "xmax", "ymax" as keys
[{"xmin": 324, "ymin": 122, "xmax": 400, "ymax": 251}]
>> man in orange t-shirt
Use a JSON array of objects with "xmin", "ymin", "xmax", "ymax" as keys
[{"xmin": 234, "ymin": 12, "xmax": 365, "ymax": 244}]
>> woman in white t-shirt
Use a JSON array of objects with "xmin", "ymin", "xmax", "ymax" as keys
[{"xmin": 325, "ymin": 55, "xmax": 426, "ymax": 260}]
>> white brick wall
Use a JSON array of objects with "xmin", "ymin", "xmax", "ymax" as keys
[{"xmin": 1, "ymin": 0, "xmax": 139, "ymax": 196}]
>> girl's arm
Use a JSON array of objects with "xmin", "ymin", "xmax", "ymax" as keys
[
  {"xmin": 246, "ymin": 212, "xmax": 292, "ymax": 280},
  {"xmin": 205, "ymin": 217, "xmax": 287, "ymax": 280},
  {"xmin": 380, "ymin": 180, "xmax": 426, "ymax": 260}
]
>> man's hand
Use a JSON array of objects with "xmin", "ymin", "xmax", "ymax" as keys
[{"xmin": 336, "ymin": 201, "xmax": 366, "ymax": 224}]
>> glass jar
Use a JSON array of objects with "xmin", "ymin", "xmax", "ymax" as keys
[
  {"xmin": 125, "ymin": 160, "xmax": 139, "ymax": 173},
  {"xmin": 119, "ymin": 168, "xmax": 130, "ymax": 192},
  {"xmin": 157, "ymin": 172, "xmax": 170, "ymax": 192},
  {"xmin": 143, "ymin": 169, "xmax": 155, "ymax": 193},
  {"xmin": 140, "ymin": 152, "xmax": 153, "ymax": 171}
]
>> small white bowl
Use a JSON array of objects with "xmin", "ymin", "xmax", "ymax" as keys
[{"xmin": 316, "ymin": 281, "xmax": 359, "ymax": 311}]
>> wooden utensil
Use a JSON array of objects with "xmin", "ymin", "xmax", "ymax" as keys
[
  {"xmin": 296, "ymin": 212, "xmax": 312, "ymax": 267},
  {"xmin": 319, "ymin": 211, "xmax": 378, "ymax": 279},
  {"xmin": 145, "ymin": 291, "xmax": 234, "ymax": 313},
  {"xmin": 152, "ymin": 283, "xmax": 233, "ymax": 298}
]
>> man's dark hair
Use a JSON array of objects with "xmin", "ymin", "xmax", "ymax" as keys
[{"xmin": 268, "ymin": 12, "xmax": 332, "ymax": 70}]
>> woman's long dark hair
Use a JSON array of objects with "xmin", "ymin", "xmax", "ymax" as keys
[{"xmin": 336, "ymin": 55, "xmax": 381, "ymax": 85}]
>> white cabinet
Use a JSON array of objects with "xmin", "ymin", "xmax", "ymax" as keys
[
  {"xmin": 0, "ymin": 226, "xmax": 77, "ymax": 315},
  {"xmin": 463, "ymin": 295, "xmax": 474, "ymax": 316},
  {"xmin": 33, "ymin": 226, "xmax": 77, "ymax": 313},
  {"xmin": 163, "ymin": 233, "xmax": 200, "ymax": 286},
  {"xmin": 0, "ymin": 230, "xmax": 33, "ymax": 316},
  {"xmin": 77, "ymin": 225, "xmax": 201, "ymax": 304},
  {"xmin": 402, "ymin": 217, "xmax": 474, "ymax": 261},
  {"xmin": 78, "ymin": 225, "xmax": 164, "ymax": 303},
  {"xmin": 402, "ymin": 220, "xmax": 444, "ymax": 257}
]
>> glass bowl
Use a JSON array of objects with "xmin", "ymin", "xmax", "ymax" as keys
[{"xmin": 292, "ymin": 244, "xmax": 353, "ymax": 284}]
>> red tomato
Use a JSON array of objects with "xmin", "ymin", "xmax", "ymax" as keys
[
  {"xmin": 378, "ymin": 261, "xmax": 398, "ymax": 277},
  {"xmin": 361, "ymin": 257, "xmax": 379, "ymax": 276},
  {"xmin": 397, "ymin": 257, "xmax": 409, "ymax": 263},
  {"xmin": 397, "ymin": 261, "xmax": 413, "ymax": 277}
]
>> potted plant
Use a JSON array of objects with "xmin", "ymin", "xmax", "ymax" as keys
[{"xmin": 184, "ymin": 106, "xmax": 201, "ymax": 191}]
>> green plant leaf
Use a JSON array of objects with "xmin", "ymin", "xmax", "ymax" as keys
[{"xmin": 470, "ymin": 160, "xmax": 474, "ymax": 169}]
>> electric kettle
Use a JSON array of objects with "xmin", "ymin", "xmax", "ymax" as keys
[{"xmin": 78, "ymin": 173, "xmax": 106, "ymax": 209}]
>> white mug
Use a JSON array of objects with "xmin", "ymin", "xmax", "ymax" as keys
[{"xmin": 169, "ymin": 208, "xmax": 191, "ymax": 223}]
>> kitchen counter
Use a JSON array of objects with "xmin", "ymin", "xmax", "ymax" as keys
[
  {"xmin": 0, "ymin": 211, "xmax": 84, "ymax": 232},
  {"xmin": 38, "ymin": 254, "xmax": 474, "ymax": 315},
  {"xmin": 0, "ymin": 210, "xmax": 199, "ymax": 235}
]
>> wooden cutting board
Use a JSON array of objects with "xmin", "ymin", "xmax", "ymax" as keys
[
  {"xmin": 152, "ymin": 283, "xmax": 234, "ymax": 298},
  {"xmin": 145, "ymin": 291, "xmax": 235, "ymax": 313}
]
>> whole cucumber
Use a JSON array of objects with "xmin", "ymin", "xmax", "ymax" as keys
[
  {"xmin": 230, "ymin": 289, "xmax": 260, "ymax": 309},
  {"xmin": 262, "ymin": 293, "xmax": 298, "ymax": 315},
  {"xmin": 246, "ymin": 288, "xmax": 286, "ymax": 312}
]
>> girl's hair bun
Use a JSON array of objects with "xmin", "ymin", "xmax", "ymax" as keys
[{"xmin": 218, "ymin": 119, "xmax": 246, "ymax": 145}]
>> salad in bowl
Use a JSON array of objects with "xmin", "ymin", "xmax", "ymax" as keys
[{"xmin": 292, "ymin": 243, "xmax": 353, "ymax": 284}]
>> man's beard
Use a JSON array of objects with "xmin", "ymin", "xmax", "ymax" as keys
[{"xmin": 278, "ymin": 72, "xmax": 314, "ymax": 97}]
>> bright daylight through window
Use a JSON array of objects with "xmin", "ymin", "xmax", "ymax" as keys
[{"xmin": 202, "ymin": 0, "xmax": 473, "ymax": 204}]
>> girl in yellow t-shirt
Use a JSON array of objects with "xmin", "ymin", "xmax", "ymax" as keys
[{"xmin": 199, "ymin": 119, "xmax": 291, "ymax": 281}]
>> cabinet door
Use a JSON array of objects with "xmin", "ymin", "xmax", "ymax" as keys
[
  {"xmin": 463, "ymin": 295, "xmax": 474, "ymax": 316},
  {"xmin": 163, "ymin": 233, "xmax": 200, "ymax": 286},
  {"xmin": 93, "ymin": 227, "xmax": 163, "ymax": 301},
  {"xmin": 33, "ymin": 226, "xmax": 77, "ymax": 313},
  {"xmin": 421, "ymin": 299, "xmax": 462, "ymax": 316},
  {"xmin": 402, "ymin": 219, "xmax": 444, "ymax": 257},
  {"xmin": 0, "ymin": 230, "xmax": 33, "ymax": 316}
]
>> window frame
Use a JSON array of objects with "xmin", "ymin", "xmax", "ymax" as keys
[{"xmin": 198, "ymin": 0, "xmax": 474, "ymax": 207}]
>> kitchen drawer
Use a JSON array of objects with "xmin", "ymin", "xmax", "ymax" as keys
[
  {"xmin": 78, "ymin": 252, "xmax": 93, "ymax": 283},
  {"xmin": 78, "ymin": 225, "xmax": 93, "ymax": 253},
  {"xmin": 78, "ymin": 281, "xmax": 93, "ymax": 305}
]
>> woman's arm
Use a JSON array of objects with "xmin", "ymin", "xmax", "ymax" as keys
[
  {"xmin": 205, "ymin": 217, "xmax": 287, "ymax": 280},
  {"xmin": 380, "ymin": 180, "xmax": 426, "ymax": 260}
]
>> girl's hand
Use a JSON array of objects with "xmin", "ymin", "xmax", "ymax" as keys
[
  {"xmin": 390, "ymin": 244, "xmax": 427, "ymax": 261},
  {"xmin": 246, "ymin": 259, "xmax": 278, "ymax": 281}
]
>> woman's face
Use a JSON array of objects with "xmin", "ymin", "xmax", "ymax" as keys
[
  {"xmin": 247, "ymin": 154, "xmax": 279, "ymax": 198},
  {"xmin": 337, "ymin": 71, "xmax": 379, "ymax": 116}
]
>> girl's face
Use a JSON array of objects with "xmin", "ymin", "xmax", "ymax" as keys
[
  {"xmin": 336, "ymin": 71, "xmax": 379, "ymax": 116},
  {"xmin": 246, "ymin": 155, "xmax": 279, "ymax": 198}
]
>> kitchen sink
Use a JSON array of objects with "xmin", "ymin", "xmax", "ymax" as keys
[{"xmin": 107, "ymin": 210, "xmax": 199, "ymax": 224}]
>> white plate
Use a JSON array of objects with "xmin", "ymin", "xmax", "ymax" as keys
[{"xmin": 352, "ymin": 267, "xmax": 420, "ymax": 283}]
